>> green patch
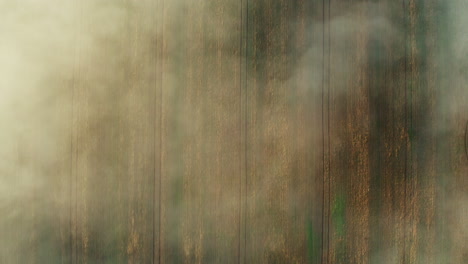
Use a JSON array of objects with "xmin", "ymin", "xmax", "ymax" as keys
[
  {"xmin": 332, "ymin": 193, "xmax": 346, "ymax": 263},
  {"xmin": 307, "ymin": 220, "xmax": 320, "ymax": 264},
  {"xmin": 332, "ymin": 194, "xmax": 346, "ymax": 237}
]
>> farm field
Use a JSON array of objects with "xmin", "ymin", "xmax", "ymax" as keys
[{"xmin": 0, "ymin": 0, "xmax": 466, "ymax": 263}]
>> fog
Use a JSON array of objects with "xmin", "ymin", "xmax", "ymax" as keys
[{"xmin": 0, "ymin": 0, "xmax": 466, "ymax": 263}]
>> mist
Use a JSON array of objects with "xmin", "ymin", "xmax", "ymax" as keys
[{"xmin": 0, "ymin": 0, "xmax": 466, "ymax": 263}]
